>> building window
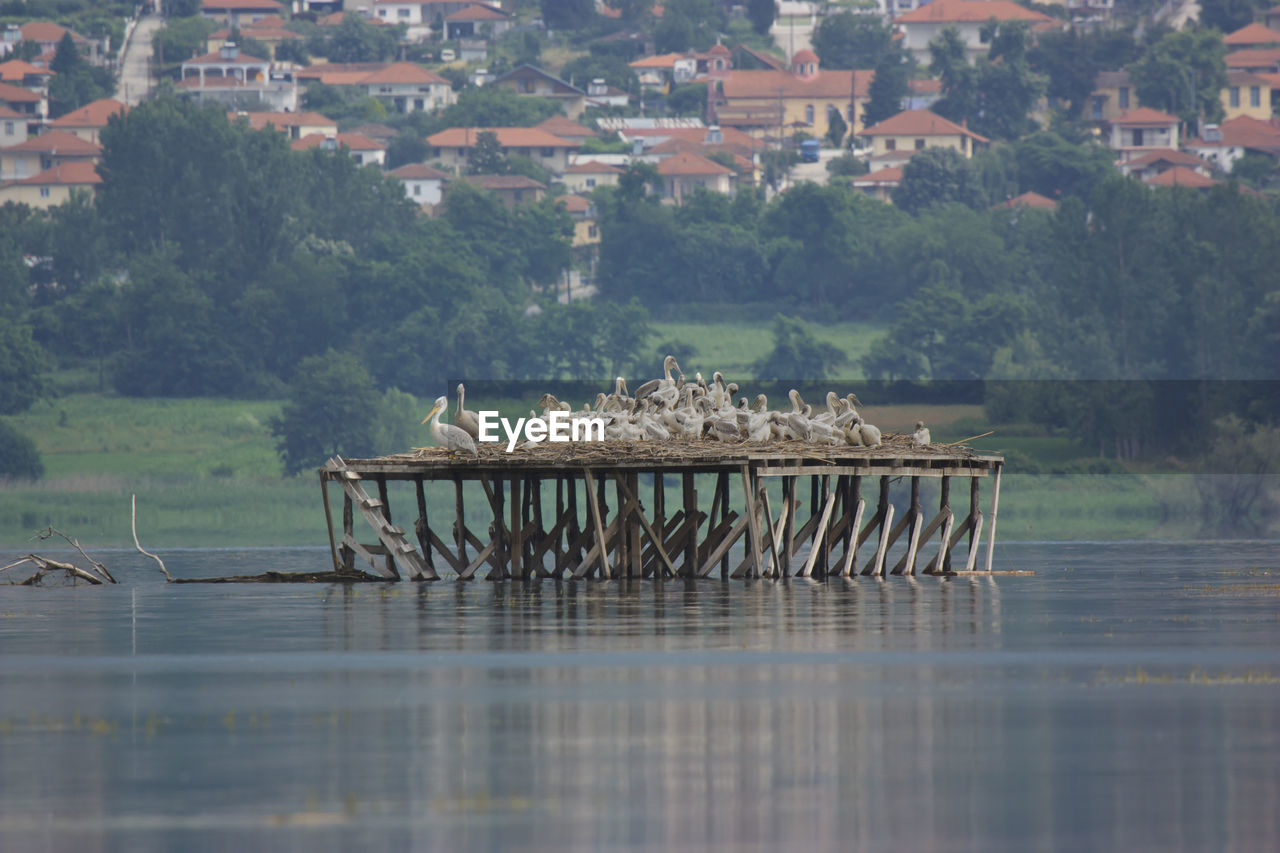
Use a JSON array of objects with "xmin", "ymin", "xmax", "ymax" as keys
[
  {"xmin": 514, "ymin": 190, "xmax": 524, "ymax": 202},
  {"xmin": 1230, "ymin": 87, "xmax": 1240, "ymax": 108},
  {"xmin": 1091, "ymin": 97, "xmax": 1104, "ymax": 120},
  {"xmin": 397, "ymin": 7, "xmax": 409, "ymax": 16},
  {"xmin": 40, "ymin": 187, "xmax": 50, "ymax": 198},
  {"xmin": 541, "ymin": 147, "xmax": 554, "ymax": 157},
  {"xmin": 3, "ymin": 121, "xmax": 11, "ymax": 134},
  {"xmin": 1118, "ymin": 87, "xmax": 1129, "ymax": 109},
  {"xmin": 914, "ymin": 138, "xmax": 925, "ymax": 150},
  {"xmin": 885, "ymin": 138, "xmax": 896, "ymax": 151},
  {"xmin": 378, "ymin": 8, "xmax": 387, "ymax": 16},
  {"xmin": 413, "ymin": 184, "xmax": 421, "ymax": 196},
  {"xmin": 1251, "ymin": 86, "xmax": 1261, "ymax": 107},
  {"xmin": 588, "ymin": 225, "xmax": 598, "ymax": 238},
  {"xmin": 1131, "ymin": 128, "xmax": 1144, "ymax": 147},
  {"xmin": 586, "ymin": 177, "xmax": 596, "ymax": 187},
  {"xmin": 804, "ymin": 104, "xmax": 814, "ymax": 125}
]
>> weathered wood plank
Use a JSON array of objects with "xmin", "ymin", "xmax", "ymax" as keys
[
  {"xmin": 985, "ymin": 462, "xmax": 1003, "ymax": 572},
  {"xmin": 611, "ymin": 472, "xmax": 679, "ymax": 579},
  {"xmin": 582, "ymin": 468, "xmax": 611, "ymax": 580},
  {"xmin": 799, "ymin": 491, "xmax": 837, "ymax": 579},
  {"xmin": 698, "ymin": 512, "xmax": 750, "ymax": 578}
]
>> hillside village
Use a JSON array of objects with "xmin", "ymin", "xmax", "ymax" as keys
[{"xmin": 4, "ymin": 0, "xmax": 1280, "ymax": 234}]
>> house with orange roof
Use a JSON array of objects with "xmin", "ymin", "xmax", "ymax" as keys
[
  {"xmin": 655, "ymin": 150, "xmax": 734, "ymax": 203},
  {"xmin": 426, "ymin": 127, "xmax": 580, "ymax": 175},
  {"xmin": 387, "ymin": 162, "xmax": 450, "ymax": 205},
  {"xmin": 536, "ymin": 115, "xmax": 598, "ymax": 145},
  {"xmin": 998, "ymin": 191, "xmax": 1057, "ymax": 210},
  {"xmin": 455, "ymin": 174, "xmax": 546, "ymax": 208},
  {"xmin": 894, "ymin": 0, "xmax": 1058, "ymax": 62},
  {"xmin": 556, "ymin": 194, "xmax": 599, "ymax": 247},
  {"xmin": 629, "ymin": 52, "xmax": 699, "ymax": 91},
  {"xmin": 230, "ymin": 109, "xmax": 336, "ymax": 139},
  {"xmin": 710, "ymin": 50, "xmax": 874, "ymax": 142},
  {"xmin": 17, "ymin": 21, "xmax": 104, "ymax": 65},
  {"xmin": 1221, "ymin": 70, "xmax": 1273, "ymax": 120},
  {"xmin": 0, "ymin": 104, "xmax": 26, "ymax": 147},
  {"xmin": 1183, "ymin": 115, "xmax": 1280, "ymax": 172},
  {"xmin": 1144, "ymin": 165, "xmax": 1216, "ymax": 189},
  {"xmin": 1225, "ymin": 47, "xmax": 1280, "ymax": 72},
  {"xmin": 208, "ymin": 23, "xmax": 303, "ymax": 58},
  {"xmin": 562, "ymin": 160, "xmax": 622, "ymax": 193},
  {"xmin": 1117, "ymin": 148, "xmax": 1211, "ymax": 181},
  {"xmin": 492, "ymin": 66, "xmax": 588, "ymax": 118},
  {"xmin": 0, "ymin": 80, "xmax": 43, "ymax": 122},
  {"xmin": 359, "ymin": 62, "xmax": 453, "ymax": 113},
  {"xmin": 49, "ymin": 98, "xmax": 125, "ymax": 144},
  {"xmin": 444, "ymin": 4, "xmax": 511, "ymax": 40},
  {"xmin": 200, "ymin": 0, "xmax": 286, "ymax": 26},
  {"xmin": 179, "ymin": 43, "xmax": 298, "ymax": 111},
  {"xmin": 1224, "ymin": 23, "xmax": 1280, "ymax": 51},
  {"xmin": 0, "ymin": 58, "xmax": 52, "ymax": 90},
  {"xmin": 1106, "ymin": 107, "xmax": 1179, "ymax": 159},
  {"xmin": 0, "ymin": 160, "xmax": 99, "ymax": 207},
  {"xmin": 646, "ymin": 134, "xmax": 758, "ymax": 185},
  {"xmin": 0, "ymin": 129, "xmax": 100, "ymax": 180},
  {"xmin": 851, "ymin": 165, "xmax": 901, "ymax": 203},
  {"xmin": 292, "ymin": 132, "xmax": 386, "ymax": 166},
  {"xmin": 856, "ymin": 108, "xmax": 988, "ymax": 166}
]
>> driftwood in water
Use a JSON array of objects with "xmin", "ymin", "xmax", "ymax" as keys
[
  {"xmin": 1, "ymin": 553, "xmax": 109, "ymax": 586},
  {"xmin": 173, "ymin": 570, "xmax": 388, "ymax": 584}
]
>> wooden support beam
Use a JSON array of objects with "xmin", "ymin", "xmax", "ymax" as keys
[
  {"xmin": 341, "ymin": 534, "xmax": 395, "ymax": 577},
  {"xmin": 652, "ymin": 473, "xmax": 665, "ymax": 579},
  {"xmin": 925, "ymin": 510, "xmax": 956, "ymax": 575},
  {"xmin": 739, "ymin": 465, "xmax": 762, "ymax": 579},
  {"xmin": 463, "ymin": 539, "xmax": 496, "ymax": 579},
  {"xmin": 698, "ymin": 511, "xmax": 749, "ymax": 578},
  {"xmin": 759, "ymin": 482, "xmax": 782, "ymax": 578},
  {"xmin": 858, "ymin": 476, "xmax": 891, "ymax": 576},
  {"xmin": 837, "ymin": 499, "xmax": 866, "ymax": 578},
  {"xmin": 320, "ymin": 472, "xmax": 340, "ymax": 572},
  {"xmin": 612, "ymin": 472, "xmax": 679, "ymax": 579},
  {"xmin": 985, "ymin": 462, "xmax": 1002, "ymax": 572},
  {"xmin": 413, "ymin": 477, "xmax": 439, "ymax": 581},
  {"xmin": 964, "ymin": 514, "xmax": 985, "ymax": 573},
  {"xmin": 627, "ymin": 472, "xmax": 642, "ymax": 579},
  {"xmin": 422, "ymin": 525, "xmax": 465, "ymax": 576},
  {"xmin": 341, "ymin": 492, "xmax": 354, "ymax": 573},
  {"xmin": 376, "ymin": 476, "xmax": 399, "ymax": 579},
  {"xmin": 510, "ymin": 476, "xmax": 523, "ymax": 580},
  {"xmin": 818, "ymin": 475, "xmax": 833, "ymax": 577},
  {"xmin": 717, "ymin": 471, "xmax": 731, "ymax": 579},
  {"xmin": 799, "ymin": 490, "xmax": 837, "ymax": 578},
  {"xmin": 682, "ymin": 472, "xmax": 698, "ymax": 577},
  {"xmin": 454, "ymin": 476, "xmax": 466, "ymax": 562},
  {"xmin": 966, "ymin": 475, "xmax": 980, "ymax": 573},
  {"xmin": 697, "ymin": 511, "xmax": 739, "ymax": 572},
  {"xmin": 782, "ymin": 476, "xmax": 796, "ymax": 578},
  {"xmin": 582, "ymin": 468, "xmax": 611, "ymax": 580},
  {"xmin": 481, "ymin": 474, "xmax": 506, "ymax": 581},
  {"xmin": 869, "ymin": 503, "xmax": 896, "ymax": 577}
]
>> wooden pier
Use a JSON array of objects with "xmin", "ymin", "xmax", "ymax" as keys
[{"xmin": 317, "ymin": 439, "xmax": 1004, "ymax": 582}]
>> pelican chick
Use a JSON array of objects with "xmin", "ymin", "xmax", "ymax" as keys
[{"xmin": 912, "ymin": 420, "xmax": 931, "ymax": 446}]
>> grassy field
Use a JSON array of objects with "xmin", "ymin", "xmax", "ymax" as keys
[{"xmin": 0, "ymin": 318, "xmax": 1240, "ymax": 549}]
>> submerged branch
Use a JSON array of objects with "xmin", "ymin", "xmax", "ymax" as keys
[{"xmin": 132, "ymin": 494, "xmax": 172, "ymax": 582}]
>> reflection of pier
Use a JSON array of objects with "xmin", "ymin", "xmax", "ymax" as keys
[{"xmin": 318, "ymin": 441, "xmax": 1004, "ymax": 581}]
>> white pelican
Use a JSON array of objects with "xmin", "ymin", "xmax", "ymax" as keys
[
  {"xmin": 455, "ymin": 383, "xmax": 480, "ymax": 439},
  {"xmin": 913, "ymin": 420, "xmax": 931, "ymax": 446},
  {"xmin": 423, "ymin": 395, "xmax": 478, "ymax": 456},
  {"xmin": 857, "ymin": 417, "xmax": 882, "ymax": 449}
]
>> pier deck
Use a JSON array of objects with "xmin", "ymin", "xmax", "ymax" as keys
[{"xmin": 318, "ymin": 437, "xmax": 1004, "ymax": 582}]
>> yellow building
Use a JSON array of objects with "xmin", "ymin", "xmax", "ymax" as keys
[
  {"xmin": 1086, "ymin": 71, "xmax": 1138, "ymax": 123},
  {"xmin": 711, "ymin": 50, "xmax": 873, "ymax": 142},
  {"xmin": 556, "ymin": 194, "xmax": 598, "ymax": 247},
  {"xmin": 0, "ymin": 161, "xmax": 100, "ymax": 208},
  {"xmin": 857, "ymin": 109, "xmax": 988, "ymax": 168},
  {"xmin": 1221, "ymin": 70, "xmax": 1273, "ymax": 121}
]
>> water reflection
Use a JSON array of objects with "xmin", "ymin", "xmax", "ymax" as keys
[{"xmin": 0, "ymin": 543, "xmax": 1277, "ymax": 851}]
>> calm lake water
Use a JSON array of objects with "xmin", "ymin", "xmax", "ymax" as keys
[{"xmin": 1, "ymin": 541, "xmax": 1278, "ymax": 852}]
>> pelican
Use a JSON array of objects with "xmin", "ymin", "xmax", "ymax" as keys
[
  {"xmin": 857, "ymin": 417, "xmax": 882, "ymax": 449},
  {"xmin": 912, "ymin": 420, "xmax": 931, "ymax": 446},
  {"xmin": 423, "ymin": 395, "xmax": 478, "ymax": 456},
  {"xmin": 455, "ymin": 383, "xmax": 480, "ymax": 439}
]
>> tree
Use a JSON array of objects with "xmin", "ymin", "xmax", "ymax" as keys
[
  {"xmin": 1030, "ymin": 28, "xmax": 1109, "ymax": 116},
  {"xmin": 1012, "ymin": 131, "xmax": 1115, "ymax": 200},
  {"xmin": 0, "ymin": 320, "xmax": 47, "ymax": 415},
  {"xmin": 560, "ymin": 53, "xmax": 638, "ymax": 94},
  {"xmin": 0, "ymin": 419, "xmax": 43, "ymax": 481},
  {"xmin": 747, "ymin": 0, "xmax": 776, "ymax": 35},
  {"xmin": 1232, "ymin": 152, "xmax": 1280, "ymax": 189},
  {"xmin": 1129, "ymin": 28, "xmax": 1227, "ymax": 133},
  {"xmin": 541, "ymin": 0, "xmax": 596, "ymax": 30},
  {"xmin": 666, "ymin": 82, "xmax": 707, "ymax": 115},
  {"xmin": 891, "ymin": 147, "xmax": 986, "ymax": 215},
  {"xmin": 863, "ymin": 46, "xmax": 910, "ymax": 128},
  {"xmin": 272, "ymin": 350, "xmax": 383, "ymax": 474},
  {"xmin": 152, "ymin": 17, "xmax": 216, "ymax": 77},
  {"xmin": 467, "ymin": 130, "xmax": 507, "ymax": 174},
  {"xmin": 48, "ymin": 31, "xmax": 115, "ymax": 117},
  {"xmin": 826, "ymin": 152, "xmax": 868, "ymax": 177},
  {"xmin": 751, "ymin": 315, "xmax": 846, "ymax": 380},
  {"xmin": 1199, "ymin": 0, "xmax": 1267, "ymax": 33},
  {"xmin": 825, "ymin": 105, "xmax": 847, "ymax": 147},
  {"xmin": 931, "ymin": 22, "xmax": 1045, "ymax": 140},
  {"xmin": 811, "ymin": 13, "xmax": 895, "ymax": 69},
  {"xmin": 437, "ymin": 85, "xmax": 561, "ymax": 128},
  {"xmin": 314, "ymin": 15, "xmax": 401, "ymax": 63}
]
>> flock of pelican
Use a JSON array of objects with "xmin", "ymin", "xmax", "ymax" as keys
[{"xmin": 423, "ymin": 356, "xmax": 934, "ymax": 457}]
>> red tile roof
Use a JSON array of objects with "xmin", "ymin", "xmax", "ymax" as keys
[
  {"xmin": 13, "ymin": 161, "xmax": 101, "ymax": 185},
  {"xmin": 1000, "ymin": 190, "xmax": 1057, "ymax": 209},
  {"xmin": 211, "ymin": 25, "xmax": 302, "ymax": 40},
  {"xmin": 360, "ymin": 62, "xmax": 449, "ymax": 85},
  {"xmin": 1186, "ymin": 115, "xmax": 1280, "ymax": 150},
  {"xmin": 1144, "ymin": 166, "xmax": 1215, "ymax": 187},
  {"xmin": 292, "ymin": 132, "xmax": 384, "ymax": 151},
  {"xmin": 853, "ymin": 166, "xmax": 902, "ymax": 184},
  {"xmin": 231, "ymin": 110, "xmax": 336, "ymax": 130},
  {"xmin": 465, "ymin": 174, "xmax": 546, "ymax": 190},
  {"xmin": 427, "ymin": 127, "xmax": 578, "ymax": 148},
  {"xmin": 1227, "ymin": 69, "xmax": 1274, "ymax": 86},
  {"xmin": 655, "ymin": 150, "xmax": 733, "ymax": 176},
  {"xmin": 0, "ymin": 104, "xmax": 23, "ymax": 118},
  {"xmin": 629, "ymin": 52, "xmax": 689, "ymax": 70},
  {"xmin": 895, "ymin": 0, "xmax": 1053, "ymax": 24},
  {"xmin": 720, "ymin": 68, "xmax": 873, "ymax": 100},
  {"xmin": 860, "ymin": 108, "xmax": 989, "ymax": 141},
  {"xmin": 319, "ymin": 10, "xmax": 389, "ymax": 25},
  {"xmin": 1226, "ymin": 47, "xmax": 1280, "ymax": 69},
  {"xmin": 388, "ymin": 163, "xmax": 450, "ymax": 180},
  {"xmin": 184, "ymin": 49, "xmax": 270, "ymax": 65},
  {"xmin": 620, "ymin": 124, "xmax": 765, "ymax": 149},
  {"xmin": 1122, "ymin": 148, "xmax": 1204, "ymax": 169},
  {"xmin": 564, "ymin": 160, "xmax": 624, "ymax": 174},
  {"xmin": 445, "ymin": 3, "xmax": 508, "ymax": 20},
  {"xmin": 1110, "ymin": 107, "xmax": 1178, "ymax": 126},
  {"xmin": 50, "ymin": 98, "xmax": 126, "ymax": 128},
  {"xmin": 18, "ymin": 22, "xmax": 89, "ymax": 44},
  {"xmin": 0, "ymin": 59, "xmax": 53, "ymax": 82},
  {"xmin": 556, "ymin": 194, "xmax": 591, "ymax": 213},
  {"xmin": 0, "ymin": 81, "xmax": 43, "ymax": 102},
  {"xmin": 908, "ymin": 78, "xmax": 943, "ymax": 94},
  {"xmin": 5, "ymin": 129, "xmax": 101, "ymax": 154},
  {"xmin": 536, "ymin": 115, "xmax": 597, "ymax": 138},
  {"xmin": 201, "ymin": 0, "xmax": 285, "ymax": 10},
  {"xmin": 1225, "ymin": 23, "xmax": 1280, "ymax": 46}
]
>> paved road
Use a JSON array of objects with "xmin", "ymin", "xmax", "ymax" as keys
[{"xmin": 116, "ymin": 13, "xmax": 163, "ymax": 105}]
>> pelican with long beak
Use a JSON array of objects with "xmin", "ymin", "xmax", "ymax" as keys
[
  {"xmin": 455, "ymin": 383, "xmax": 480, "ymax": 439},
  {"xmin": 422, "ymin": 395, "xmax": 478, "ymax": 456}
]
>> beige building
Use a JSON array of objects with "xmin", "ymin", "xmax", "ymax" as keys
[
  {"xmin": 655, "ymin": 150, "xmax": 733, "ymax": 203},
  {"xmin": 49, "ymin": 98, "xmax": 126, "ymax": 144},
  {"xmin": 894, "ymin": 0, "xmax": 1057, "ymax": 63},
  {"xmin": 230, "ymin": 110, "xmax": 337, "ymax": 140},
  {"xmin": 711, "ymin": 51, "xmax": 873, "ymax": 141},
  {"xmin": 0, "ymin": 129, "xmax": 100, "ymax": 180},
  {"xmin": 426, "ymin": 127, "xmax": 579, "ymax": 175},
  {"xmin": 562, "ymin": 160, "xmax": 622, "ymax": 194},
  {"xmin": 857, "ymin": 109, "xmax": 988, "ymax": 167},
  {"xmin": 0, "ymin": 160, "xmax": 99, "ymax": 207},
  {"xmin": 1107, "ymin": 107, "xmax": 1179, "ymax": 159},
  {"xmin": 1221, "ymin": 70, "xmax": 1272, "ymax": 121},
  {"xmin": 0, "ymin": 104, "xmax": 27, "ymax": 147}
]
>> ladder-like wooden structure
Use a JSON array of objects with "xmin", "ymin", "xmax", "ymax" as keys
[{"xmin": 318, "ymin": 443, "xmax": 1004, "ymax": 582}]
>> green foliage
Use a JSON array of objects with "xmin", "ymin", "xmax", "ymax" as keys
[
  {"xmin": 1129, "ymin": 28, "xmax": 1227, "ymax": 132},
  {"xmin": 438, "ymin": 85, "xmax": 561, "ymax": 128},
  {"xmin": 1230, "ymin": 153, "xmax": 1280, "ymax": 189},
  {"xmin": 542, "ymin": 0, "xmax": 596, "ymax": 30},
  {"xmin": 560, "ymin": 53, "xmax": 638, "ymax": 94},
  {"xmin": 751, "ymin": 315, "xmax": 847, "ymax": 380},
  {"xmin": 535, "ymin": 298, "xmax": 653, "ymax": 378},
  {"xmin": 747, "ymin": 0, "xmax": 776, "ymax": 35},
  {"xmin": 152, "ymin": 16, "xmax": 216, "ymax": 77},
  {"xmin": 47, "ymin": 32, "xmax": 114, "ymax": 117},
  {"xmin": 931, "ymin": 22, "xmax": 1045, "ymax": 140},
  {"xmin": 863, "ymin": 46, "xmax": 910, "ymax": 128},
  {"xmin": 891, "ymin": 147, "xmax": 987, "ymax": 215},
  {"xmin": 826, "ymin": 152, "xmax": 868, "ymax": 177},
  {"xmin": 1012, "ymin": 131, "xmax": 1116, "ymax": 201},
  {"xmin": 665, "ymin": 82, "xmax": 706, "ymax": 115},
  {"xmin": 1198, "ymin": 0, "xmax": 1268, "ymax": 33},
  {"xmin": 164, "ymin": 0, "xmax": 202, "ymax": 15},
  {"xmin": 825, "ymin": 106, "xmax": 847, "ymax": 147},
  {"xmin": 1030, "ymin": 28, "xmax": 1138, "ymax": 116},
  {"xmin": 0, "ymin": 321, "xmax": 48, "ymax": 415},
  {"xmin": 811, "ymin": 13, "xmax": 895, "ymax": 69},
  {"xmin": 654, "ymin": 0, "xmax": 724, "ymax": 52},
  {"xmin": 0, "ymin": 419, "xmax": 43, "ymax": 481},
  {"xmin": 467, "ymin": 129, "xmax": 508, "ymax": 174},
  {"xmin": 271, "ymin": 350, "xmax": 383, "ymax": 475},
  {"xmin": 309, "ymin": 14, "xmax": 402, "ymax": 63}
]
